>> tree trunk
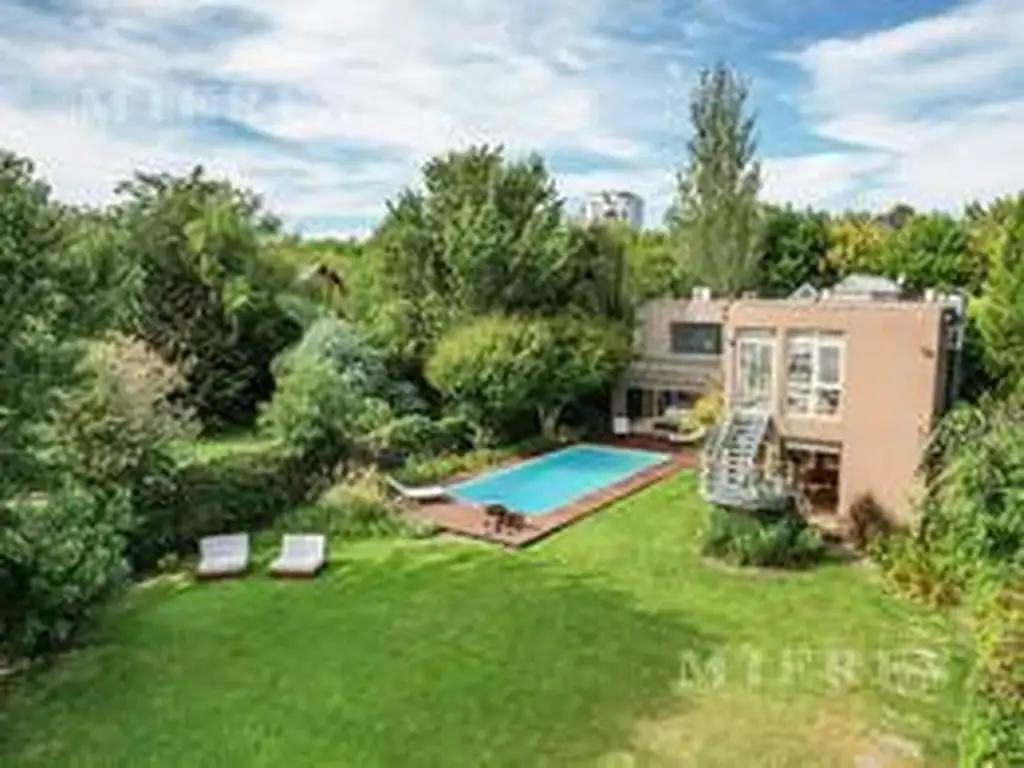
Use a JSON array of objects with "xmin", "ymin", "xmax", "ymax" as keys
[{"xmin": 538, "ymin": 405, "xmax": 564, "ymax": 440}]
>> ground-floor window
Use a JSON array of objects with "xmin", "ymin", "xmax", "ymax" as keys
[
  {"xmin": 627, "ymin": 388, "xmax": 701, "ymax": 421},
  {"xmin": 784, "ymin": 443, "xmax": 841, "ymax": 516}
]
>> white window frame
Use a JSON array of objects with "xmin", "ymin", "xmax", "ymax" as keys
[
  {"xmin": 733, "ymin": 329, "xmax": 776, "ymax": 413},
  {"xmin": 786, "ymin": 332, "xmax": 845, "ymax": 418}
]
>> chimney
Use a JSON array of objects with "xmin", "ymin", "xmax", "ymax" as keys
[{"xmin": 692, "ymin": 286, "xmax": 712, "ymax": 301}]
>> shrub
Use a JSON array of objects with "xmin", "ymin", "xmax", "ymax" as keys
[
  {"xmin": 871, "ymin": 532, "xmax": 960, "ymax": 606},
  {"xmin": 920, "ymin": 394, "xmax": 1024, "ymax": 586},
  {"xmin": 958, "ymin": 574, "xmax": 1024, "ymax": 766},
  {"xmin": 701, "ymin": 505, "xmax": 827, "ymax": 569},
  {"xmin": 150, "ymin": 449, "xmax": 330, "ymax": 565},
  {"xmin": 394, "ymin": 448, "xmax": 511, "ymax": 486},
  {"xmin": 370, "ymin": 413, "xmax": 475, "ymax": 458},
  {"xmin": 689, "ymin": 386, "xmax": 724, "ymax": 428},
  {"xmin": 260, "ymin": 356, "xmax": 392, "ymax": 468},
  {"xmin": 282, "ymin": 471, "xmax": 436, "ymax": 540},
  {"xmin": 849, "ymin": 493, "xmax": 895, "ymax": 551},
  {"xmin": 41, "ymin": 335, "xmax": 199, "ymax": 571},
  {"xmin": 0, "ymin": 484, "xmax": 131, "ymax": 659}
]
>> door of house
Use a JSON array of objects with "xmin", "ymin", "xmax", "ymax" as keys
[{"xmin": 734, "ymin": 331, "xmax": 776, "ymax": 412}]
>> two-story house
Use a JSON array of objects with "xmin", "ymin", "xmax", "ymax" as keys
[{"xmin": 613, "ymin": 278, "xmax": 966, "ymax": 524}]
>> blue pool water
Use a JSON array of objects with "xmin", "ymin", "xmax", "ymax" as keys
[{"xmin": 446, "ymin": 444, "xmax": 670, "ymax": 516}]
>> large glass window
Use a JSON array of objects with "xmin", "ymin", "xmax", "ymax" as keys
[
  {"xmin": 786, "ymin": 332, "xmax": 845, "ymax": 417},
  {"xmin": 669, "ymin": 322, "xmax": 722, "ymax": 355}
]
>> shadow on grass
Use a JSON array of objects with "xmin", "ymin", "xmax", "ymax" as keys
[{"xmin": 0, "ymin": 545, "xmax": 717, "ymax": 767}]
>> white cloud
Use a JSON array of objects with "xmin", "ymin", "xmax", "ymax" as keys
[
  {"xmin": 761, "ymin": 152, "xmax": 888, "ymax": 209},
  {"xmin": 0, "ymin": 0, "xmax": 693, "ymax": 233},
  {"xmin": 785, "ymin": 0, "xmax": 1024, "ymax": 210}
]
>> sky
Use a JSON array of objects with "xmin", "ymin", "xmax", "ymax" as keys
[{"xmin": 2, "ymin": 0, "xmax": 1023, "ymax": 238}]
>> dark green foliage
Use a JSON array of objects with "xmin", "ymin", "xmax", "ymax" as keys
[
  {"xmin": 877, "ymin": 213, "xmax": 976, "ymax": 293},
  {"xmin": 756, "ymin": 205, "xmax": 834, "ymax": 297},
  {"xmin": 369, "ymin": 414, "xmax": 473, "ymax": 457},
  {"xmin": 701, "ymin": 505, "xmax": 827, "ymax": 569},
  {"xmin": 0, "ymin": 151, "xmax": 82, "ymax": 492},
  {"xmin": 972, "ymin": 198, "xmax": 1024, "ymax": 394},
  {"xmin": 0, "ymin": 484, "xmax": 132, "ymax": 659},
  {"xmin": 958, "ymin": 575, "xmax": 1024, "ymax": 767},
  {"xmin": 920, "ymin": 393, "xmax": 1024, "ymax": 587},
  {"xmin": 354, "ymin": 146, "xmax": 630, "ymax": 370},
  {"xmin": 426, "ymin": 314, "xmax": 630, "ymax": 442},
  {"xmin": 259, "ymin": 357, "xmax": 392, "ymax": 470},
  {"xmin": 111, "ymin": 167, "xmax": 302, "ymax": 428},
  {"xmin": 133, "ymin": 449, "xmax": 330, "ymax": 570}
]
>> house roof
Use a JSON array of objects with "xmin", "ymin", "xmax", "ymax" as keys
[
  {"xmin": 833, "ymin": 273, "xmax": 903, "ymax": 296},
  {"xmin": 789, "ymin": 282, "xmax": 819, "ymax": 300}
]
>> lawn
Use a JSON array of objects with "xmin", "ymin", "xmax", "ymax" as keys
[{"xmin": 0, "ymin": 472, "xmax": 970, "ymax": 767}]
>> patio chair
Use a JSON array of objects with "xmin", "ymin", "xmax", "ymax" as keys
[
  {"xmin": 196, "ymin": 533, "xmax": 250, "ymax": 579},
  {"xmin": 383, "ymin": 475, "xmax": 450, "ymax": 503},
  {"xmin": 269, "ymin": 534, "xmax": 327, "ymax": 578},
  {"xmin": 612, "ymin": 416, "xmax": 631, "ymax": 437}
]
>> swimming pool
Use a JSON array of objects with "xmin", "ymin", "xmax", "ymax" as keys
[{"xmin": 446, "ymin": 444, "xmax": 671, "ymax": 516}]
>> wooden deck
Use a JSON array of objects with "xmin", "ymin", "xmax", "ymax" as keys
[{"xmin": 405, "ymin": 441, "xmax": 697, "ymax": 549}]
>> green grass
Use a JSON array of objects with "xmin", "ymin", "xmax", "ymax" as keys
[
  {"xmin": 171, "ymin": 433, "xmax": 282, "ymax": 466},
  {"xmin": 0, "ymin": 472, "xmax": 970, "ymax": 766}
]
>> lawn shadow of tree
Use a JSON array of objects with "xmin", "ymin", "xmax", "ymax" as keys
[{"xmin": 0, "ymin": 545, "xmax": 718, "ymax": 767}]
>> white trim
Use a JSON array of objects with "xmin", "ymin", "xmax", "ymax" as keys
[
  {"xmin": 733, "ymin": 330, "xmax": 776, "ymax": 412},
  {"xmin": 785, "ymin": 332, "xmax": 846, "ymax": 419}
]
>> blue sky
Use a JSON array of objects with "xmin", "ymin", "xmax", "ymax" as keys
[{"xmin": 2, "ymin": 0, "xmax": 1023, "ymax": 237}]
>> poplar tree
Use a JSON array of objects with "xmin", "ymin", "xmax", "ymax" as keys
[{"xmin": 670, "ymin": 64, "xmax": 763, "ymax": 297}]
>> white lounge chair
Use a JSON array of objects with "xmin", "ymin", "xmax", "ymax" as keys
[
  {"xmin": 612, "ymin": 416, "xmax": 631, "ymax": 437},
  {"xmin": 196, "ymin": 533, "xmax": 250, "ymax": 579},
  {"xmin": 383, "ymin": 475, "xmax": 450, "ymax": 503},
  {"xmin": 269, "ymin": 534, "xmax": 326, "ymax": 578}
]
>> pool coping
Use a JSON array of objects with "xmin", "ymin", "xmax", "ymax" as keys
[{"xmin": 403, "ymin": 439, "xmax": 697, "ymax": 549}]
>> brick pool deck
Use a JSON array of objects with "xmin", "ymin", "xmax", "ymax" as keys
[{"xmin": 404, "ymin": 438, "xmax": 698, "ymax": 549}]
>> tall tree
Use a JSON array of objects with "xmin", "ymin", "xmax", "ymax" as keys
[
  {"xmin": 669, "ymin": 63, "xmax": 763, "ymax": 296},
  {"xmin": 756, "ymin": 205, "xmax": 833, "ymax": 297},
  {"xmin": 0, "ymin": 151, "xmax": 79, "ymax": 492},
  {"xmin": 356, "ymin": 145, "xmax": 630, "ymax": 368},
  {"xmin": 108, "ymin": 167, "xmax": 302, "ymax": 428},
  {"xmin": 877, "ymin": 212, "xmax": 976, "ymax": 293},
  {"xmin": 971, "ymin": 198, "xmax": 1024, "ymax": 395}
]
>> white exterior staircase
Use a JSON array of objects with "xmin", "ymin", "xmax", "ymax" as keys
[{"xmin": 701, "ymin": 410, "xmax": 789, "ymax": 509}]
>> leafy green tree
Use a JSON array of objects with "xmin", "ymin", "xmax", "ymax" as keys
[
  {"xmin": 110, "ymin": 167, "xmax": 302, "ymax": 428},
  {"xmin": 756, "ymin": 205, "xmax": 833, "ymax": 297},
  {"xmin": 259, "ymin": 356, "xmax": 392, "ymax": 468},
  {"xmin": 355, "ymin": 146, "xmax": 629, "ymax": 368},
  {"xmin": 877, "ymin": 213, "xmax": 976, "ymax": 292},
  {"xmin": 971, "ymin": 198, "xmax": 1024, "ymax": 394},
  {"xmin": 426, "ymin": 315, "xmax": 630, "ymax": 441},
  {"xmin": 823, "ymin": 214, "xmax": 887, "ymax": 276},
  {"xmin": 0, "ymin": 151, "xmax": 78, "ymax": 492},
  {"xmin": 275, "ymin": 317, "xmax": 423, "ymax": 413},
  {"xmin": 0, "ymin": 151, "xmax": 139, "ymax": 659},
  {"xmin": 622, "ymin": 227, "xmax": 694, "ymax": 302},
  {"xmin": 0, "ymin": 483, "xmax": 132, "ymax": 659},
  {"xmin": 41, "ymin": 335, "xmax": 199, "ymax": 570},
  {"xmin": 669, "ymin": 64, "xmax": 763, "ymax": 296}
]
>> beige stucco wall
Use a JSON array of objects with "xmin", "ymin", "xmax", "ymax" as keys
[
  {"xmin": 726, "ymin": 300, "xmax": 946, "ymax": 523},
  {"xmin": 621, "ymin": 297, "xmax": 950, "ymax": 524}
]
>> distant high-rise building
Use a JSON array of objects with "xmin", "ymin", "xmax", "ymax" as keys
[{"xmin": 582, "ymin": 190, "xmax": 644, "ymax": 229}]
